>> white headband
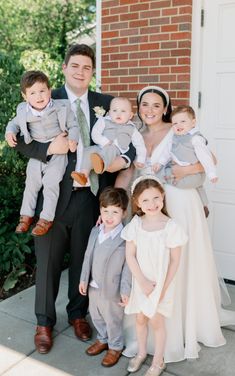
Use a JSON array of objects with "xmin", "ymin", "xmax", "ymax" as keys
[
  {"xmin": 137, "ymin": 86, "xmax": 170, "ymax": 107},
  {"xmin": 131, "ymin": 174, "xmax": 164, "ymax": 194}
]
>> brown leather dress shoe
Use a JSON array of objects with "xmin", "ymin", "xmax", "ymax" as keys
[
  {"xmin": 15, "ymin": 215, "xmax": 34, "ymax": 233},
  {"xmin": 71, "ymin": 171, "xmax": 87, "ymax": 185},
  {"xmin": 86, "ymin": 340, "xmax": 108, "ymax": 356},
  {"xmin": 69, "ymin": 318, "xmax": 92, "ymax": 341},
  {"xmin": 31, "ymin": 218, "xmax": 53, "ymax": 236},
  {"xmin": 90, "ymin": 153, "xmax": 104, "ymax": 174},
  {"xmin": 101, "ymin": 349, "xmax": 123, "ymax": 367},
  {"xmin": 34, "ymin": 326, "xmax": 53, "ymax": 354}
]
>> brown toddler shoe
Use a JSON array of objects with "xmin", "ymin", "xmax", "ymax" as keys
[
  {"xmin": 15, "ymin": 215, "xmax": 34, "ymax": 233},
  {"xmin": 31, "ymin": 218, "xmax": 53, "ymax": 236},
  {"xmin": 101, "ymin": 349, "xmax": 123, "ymax": 367},
  {"xmin": 71, "ymin": 171, "xmax": 87, "ymax": 185},
  {"xmin": 86, "ymin": 340, "xmax": 108, "ymax": 356}
]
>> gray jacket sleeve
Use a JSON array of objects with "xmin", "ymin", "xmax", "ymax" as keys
[
  {"xmin": 80, "ymin": 227, "xmax": 97, "ymax": 284},
  {"xmin": 5, "ymin": 115, "xmax": 20, "ymax": 136}
]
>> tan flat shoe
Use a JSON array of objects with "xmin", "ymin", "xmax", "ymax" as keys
[
  {"xmin": 127, "ymin": 354, "xmax": 147, "ymax": 372},
  {"xmin": 144, "ymin": 362, "xmax": 166, "ymax": 376}
]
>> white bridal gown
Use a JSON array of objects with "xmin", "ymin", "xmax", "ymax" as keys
[{"xmin": 123, "ymin": 129, "xmax": 235, "ymax": 363}]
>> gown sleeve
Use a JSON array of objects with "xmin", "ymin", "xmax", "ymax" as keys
[
  {"xmin": 165, "ymin": 219, "xmax": 188, "ymax": 249},
  {"xmin": 121, "ymin": 215, "xmax": 139, "ymax": 244}
]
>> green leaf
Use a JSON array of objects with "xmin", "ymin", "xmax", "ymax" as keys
[{"xmin": 3, "ymin": 267, "xmax": 26, "ymax": 291}]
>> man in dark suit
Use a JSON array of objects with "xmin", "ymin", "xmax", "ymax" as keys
[{"xmin": 15, "ymin": 44, "xmax": 133, "ymax": 354}]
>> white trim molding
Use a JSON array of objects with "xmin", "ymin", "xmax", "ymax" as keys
[{"xmin": 96, "ymin": 0, "xmax": 102, "ymax": 92}]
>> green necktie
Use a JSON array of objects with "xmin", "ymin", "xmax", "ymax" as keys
[{"xmin": 76, "ymin": 99, "xmax": 99, "ymax": 195}]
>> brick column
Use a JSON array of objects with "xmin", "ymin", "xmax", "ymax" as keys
[{"xmin": 101, "ymin": 0, "xmax": 192, "ymax": 106}]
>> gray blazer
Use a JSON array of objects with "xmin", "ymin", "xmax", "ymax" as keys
[
  {"xmin": 80, "ymin": 226, "xmax": 131, "ymax": 299},
  {"xmin": 6, "ymin": 99, "xmax": 79, "ymax": 144}
]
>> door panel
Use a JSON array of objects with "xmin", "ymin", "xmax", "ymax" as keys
[{"xmin": 199, "ymin": 0, "xmax": 235, "ymax": 280}]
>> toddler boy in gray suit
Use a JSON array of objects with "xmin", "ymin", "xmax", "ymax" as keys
[
  {"xmin": 5, "ymin": 71, "xmax": 79, "ymax": 236},
  {"xmin": 79, "ymin": 187, "xmax": 131, "ymax": 367},
  {"xmin": 72, "ymin": 97, "xmax": 146, "ymax": 186},
  {"xmin": 153, "ymin": 105, "xmax": 218, "ymax": 217}
]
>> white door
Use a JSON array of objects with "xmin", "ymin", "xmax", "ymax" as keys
[{"xmin": 195, "ymin": 0, "xmax": 235, "ymax": 280}]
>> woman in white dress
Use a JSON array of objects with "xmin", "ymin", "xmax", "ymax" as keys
[{"xmin": 119, "ymin": 85, "xmax": 235, "ymax": 363}]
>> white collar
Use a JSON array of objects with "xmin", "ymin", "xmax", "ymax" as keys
[
  {"xmin": 27, "ymin": 99, "xmax": 53, "ymax": 116},
  {"xmin": 189, "ymin": 125, "xmax": 200, "ymax": 135},
  {"xmin": 65, "ymin": 84, "xmax": 88, "ymax": 105},
  {"xmin": 99, "ymin": 222, "xmax": 123, "ymax": 241}
]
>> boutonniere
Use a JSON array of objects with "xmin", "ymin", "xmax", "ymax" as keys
[{"xmin": 93, "ymin": 106, "xmax": 106, "ymax": 118}]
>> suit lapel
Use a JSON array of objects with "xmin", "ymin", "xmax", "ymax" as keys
[
  {"xmin": 106, "ymin": 233, "xmax": 124, "ymax": 260},
  {"xmin": 88, "ymin": 91, "xmax": 97, "ymax": 130},
  {"xmin": 53, "ymin": 101, "xmax": 66, "ymax": 131}
]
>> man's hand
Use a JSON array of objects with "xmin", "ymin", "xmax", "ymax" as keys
[
  {"xmin": 6, "ymin": 133, "xmax": 17, "ymax": 147},
  {"xmin": 47, "ymin": 132, "xmax": 69, "ymax": 155}
]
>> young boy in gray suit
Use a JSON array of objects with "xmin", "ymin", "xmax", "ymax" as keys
[
  {"xmin": 5, "ymin": 70, "xmax": 79, "ymax": 236},
  {"xmin": 79, "ymin": 187, "xmax": 131, "ymax": 367}
]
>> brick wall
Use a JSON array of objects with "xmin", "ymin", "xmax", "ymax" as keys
[{"xmin": 101, "ymin": 0, "xmax": 192, "ymax": 106}]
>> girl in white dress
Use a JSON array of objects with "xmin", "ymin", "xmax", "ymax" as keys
[
  {"xmin": 116, "ymin": 86, "xmax": 235, "ymax": 364},
  {"xmin": 122, "ymin": 175, "xmax": 188, "ymax": 376}
]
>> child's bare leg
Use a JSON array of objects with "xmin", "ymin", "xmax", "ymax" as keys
[
  {"xmin": 106, "ymin": 156, "xmax": 127, "ymax": 173},
  {"xmin": 136, "ymin": 312, "xmax": 148, "ymax": 357},
  {"xmin": 115, "ymin": 165, "xmax": 134, "ymax": 189},
  {"xmin": 149, "ymin": 312, "xmax": 166, "ymax": 366}
]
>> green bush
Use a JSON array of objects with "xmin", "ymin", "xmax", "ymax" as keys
[{"xmin": 0, "ymin": 0, "xmax": 96, "ymax": 292}]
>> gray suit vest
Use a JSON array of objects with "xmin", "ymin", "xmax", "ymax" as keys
[
  {"xmin": 172, "ymin": 131, "xmax": 207, "ymax": 164},
  {"xmin": 103, "ymin": 118, "xmax": 135, "ymax": 150}
]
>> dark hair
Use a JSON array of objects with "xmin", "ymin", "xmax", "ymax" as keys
[
  {"xmin": 171, "ymin": 105, "xmax": 195, "ymax": 120},
  {"xmin": 137, "ymin": 88, "xmax": 172, "ymax": 123},
  {"xmin": 20, "ymin": 71, "xmax": 50, "ymax": 94},
  {"xmin": 99, "ymin": 187, "xmax": 129, "ymax": 211},
  {"xmin": 132, "ymin": 178, "xmax": 168, "ymax": 217},
  {"xmin": 64, "ymin": 44, "xmax": 96, "ymax": 68}
]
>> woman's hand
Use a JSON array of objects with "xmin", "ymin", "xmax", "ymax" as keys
[{"xmin": 171, "ymin": 162, "xmax": 204, "ymax": 181}]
